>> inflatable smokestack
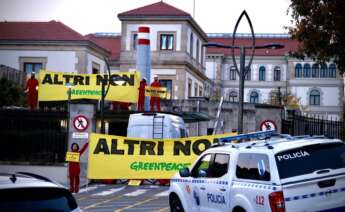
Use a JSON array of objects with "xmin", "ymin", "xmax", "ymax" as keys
[{"xmin": 136, "ymin": 26, "xmax": 151, "ymax": 111}]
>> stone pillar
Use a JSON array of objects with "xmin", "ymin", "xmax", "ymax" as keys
[{"xmin": 68, "ymin": 103, "xmax": 96, "ymax": 187}]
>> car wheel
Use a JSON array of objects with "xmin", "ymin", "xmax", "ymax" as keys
[
  {"xmin": 170, "ymin": 196, "xmax": 184, "ymax": 212},
  {"xmin": 233, "ymin": 206, "xmax": 246, "ymax": 212}
]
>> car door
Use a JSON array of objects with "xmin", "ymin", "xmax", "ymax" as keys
[
  {"xmin": 201, "ymin": 153, "xmax": 231, "ymax": 212},
  {"xmin": 189, "ymin": 153, "xmax": 214, "ymax": 212}
]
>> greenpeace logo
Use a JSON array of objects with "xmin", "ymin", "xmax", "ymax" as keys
[{"xmin": 277, "ymin": 150, "xmax": 310, "ymax": 161}]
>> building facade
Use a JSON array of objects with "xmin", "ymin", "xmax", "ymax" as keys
[
  {"xmin": 0, "ymin": 21, "xmax": 110, "ymax": 76},
  {"xmin": 206, "ymin": 33, "xmax": 344, "ymax": 119},
  {"xmin": 90, "ymin": 2, "xmax": 209, "ymax": 100}
]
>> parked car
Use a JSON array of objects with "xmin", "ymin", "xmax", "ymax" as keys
[
  {"xmin": 169, "ymin": 133, "xmax": 345, "ymax": 212},
  {"xmin": 0, "ymin": 172, "xmax": 81, "ymax": 212}
]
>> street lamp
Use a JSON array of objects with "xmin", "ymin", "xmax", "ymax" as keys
[
  {"xmin": 65, "ymin": 82, "xmax": 74, "ymax": 144},
  {"xmin": 204, "ymin": 10, "xmax": 284, "ymax": 134}
]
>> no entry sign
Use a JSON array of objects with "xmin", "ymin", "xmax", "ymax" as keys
[
  {"xmin": 260, "ymin": 120, "xmax": 277, "ymax": 131},
  {"xmin": 73, "ymin": 115, "xmax": 89, "ymax": 132}
]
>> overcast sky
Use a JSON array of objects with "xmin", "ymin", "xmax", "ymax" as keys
[{"xmin": 0, "ymin": 0, "xmax": 292, "ymax": 35}]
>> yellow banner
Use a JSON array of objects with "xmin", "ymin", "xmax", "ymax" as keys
[
  {"xmin": 38, "ymin": 70, "xmax": 140, "ymax": 102},
  {"xmin": 87, "ymin": 133, "xmax": 235, "ymax": 179},
  {"xmin": 66, "ymin": 152, "xmax": 80, "ymax": 162},
  {"xmin": 145, "ymin": 86, "xmax": 167, "ymax": 98}
]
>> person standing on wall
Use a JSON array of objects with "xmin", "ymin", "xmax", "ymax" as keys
[
  {"xmin": 137, "ymin": 78, "xmax": 146, "ymax": 111},
  {"xmin": 69, "ymin": 142, "xmax": 88, "ymax": 193},
  {"xmin": 150, "ymin": 75, "xmax": 161, "ymax": 111},
  {"xmin": 25, "ymin": 72, "xmax": 39, "ymax": 110}
]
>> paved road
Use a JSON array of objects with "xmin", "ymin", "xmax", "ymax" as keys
[{"xmin": 74, "ymin": 183, "xmax": 170, "ymax": 212}]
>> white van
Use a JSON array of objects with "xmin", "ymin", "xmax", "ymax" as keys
[{"xmin": 127, "ymin": 113, "xmax": 187, "ymax": 139}]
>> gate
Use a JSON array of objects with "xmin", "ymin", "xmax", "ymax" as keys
[
  {"xmin": 0, "ymin": 109, "xmax": 68, "ymax": 164},
  {"xmin": 282, "ymin": 113, "xmax": 345, "ymax": 141}
]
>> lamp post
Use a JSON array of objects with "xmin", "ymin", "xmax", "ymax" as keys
[
  {"xmin": 65, "ymin": 83, "xmax": 74, "ymax": 145},
  {"xmin": 204, "ymin": 10, "xmax": 284, "ymax": 134}
]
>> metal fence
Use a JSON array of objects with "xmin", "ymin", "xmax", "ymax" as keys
[
  {"xmin": 0, "ymin": 64, "xmax": 26, "ymax": 86},
  {"xmin": 0, "ymin": 109, "xmax": 68, "ymax": 164},
  {"xmin": 282, "ymin": 113, "xmax": 345, "ymax": 141}
]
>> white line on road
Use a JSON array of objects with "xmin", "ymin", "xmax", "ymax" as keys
[
  {"xmin": 124, "ymin": 189, "xmax": 147, "ymax": 196},
  {"xmin": 154, "ymin": 190, "xmax": 169, "ymax": 197},
  {"xmin": 92, "ymin": 186, "xmax": 126, "ymax": 196}
]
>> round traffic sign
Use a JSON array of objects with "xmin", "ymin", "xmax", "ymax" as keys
[
  {"xmin": 260, "ymin": 120, "xmax": 277, "ymax": 131},
  {"xmin": 73, "ymin": 115, "xmax": 89, "ymax": 132}
]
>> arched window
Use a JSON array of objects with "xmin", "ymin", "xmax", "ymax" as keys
[
  {"xmin": 295, "ymin": 63, "xmax": 302, "ymax": 78},
  {"xmin": 312, "ymin": 64, "xmax": 319, "ymax": 78},
  {"xmin": 329, "ymin": 63, "xmax": 336, "ymax": 78},
  {"xmin": 250, "ymin": 91, "xmax": 259, "ymax": 103},
  {"xmin": 259, "ymin": 66, "xmax": 265, "ymax": 81},
  {"xmin": 229, "ymin": 66, "xmax": 237, "ymax": 80},
  {"xmin": 309, "ymin": 90, "xmax": 320, "ymax": 105},
  {"xmin": 245, "ymin": 66, "xmax": 251, "ymax": 80},
  {"xmin": 320, "ymin": 63, "xmax": 328, "ymax": 78},
  {"xmin": 303, "ymin": 64, "xmax": 311, "ymax": 78},
  {"xmin": 229, "ymin": 91, "xmax": 238, "ymax": 102},
  {"xmin": 273, "ymin": 66, "xmax": 281, "ymax": 81}
]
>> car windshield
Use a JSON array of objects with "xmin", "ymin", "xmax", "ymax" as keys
[
  {"xmin": 0, "ymin": 187, "xmax": 78, "ymax": 212},
  {"xmin": 275, "ymin": 142, "xmax": 345, "ymax": 179}
]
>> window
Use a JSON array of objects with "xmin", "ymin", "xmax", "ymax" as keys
[
  {"xmin": 229, "ymin": 91, "xmax": 238, "ymax": 102},
  {"xmin": 199, "ymin": 86, "xmax": 203, "ymax": 97},
  {"xmin": 230, "ymin": 66, "xmax": 237, "ymax": 80},
  {"xmin": 259, "ymin": 66, "xmax": 265, "ymax": 81},
  {"xmin": 329, "ymin": 63, "xmax": 336, "ymax": 78},
  {"xmin": 245, "ymin": 66, "xmax": 251, "ymax": 80},
  {"xmin": 132, "ymin": 33, "xmax": 138, "ymax": 50},
  {"xmin": 312, "ymin": 64, "xmax": 319, "ymax": 78},
  {"xmin": 295, "ymin": 63, "xmax": 302, "ymax": 78},
  {"xmin": 236, "ymin": 153, "xmax": 270, "ymax": 181},
  {"xmin": 190, "ymin": 33, "xmax": 193, "ymax": 55},
  {"xmin": 320, "ymin": 63, "xmax": 328, "ymax": 78},
  {"xmin": 159, "ymin": 79, "xmax": 172, "ymax": 99},
  {"xmin": 250, "ymin": 91, "xmax": 259, "ymax": 104},
  {"xmin": 196, "ymin": 40, "xmax": 200, "ymax": 62},
  {"xmin": 303, "ymin": 64, "xmax": 311, "ymax": 78},
  {"xmin": 24, "ymin": 63, "xmax": 42, "ymax": 74},
  {"xmin": 275, "ymin": 143, "xmax": 345, "ymax": 179},
  {"xmin": 309, "ymin": 89, "xmax": 320, "ymax": 105},
  {"xmin": 92, "ymin": 62, "xmax": 100, "ymax": 74},
  {"xmin": 210, "ymin": 154, "xmax": 230, "ymax": 178},
  {"xmin": 188, "ymin": 79, "xmax": 192, "ymax": 98},
  {"xmin": 160, "ymin": 34, "xmax": 174, "ymax": 50},
  {"xmin": 194, "ymin": 83, "xmax": 198, "ymax": 97},
  {"xmin": 273, "ymin": 66, "xmax": 281, "ymax": 81},
  {"xmin": 191, "ymin": 154, "xmax": 212, "ymax": 178}
]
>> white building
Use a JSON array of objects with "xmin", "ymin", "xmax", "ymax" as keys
[
  {"xmin": 206, "ymin": 33, "xmax": 344, "ymax": 119},
  {"xmin": 0, "ymin": 21, "xmax": 110, "ymax": 75}
]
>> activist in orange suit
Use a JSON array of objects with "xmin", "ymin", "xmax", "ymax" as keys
[
  {"xmin": 150, "ymin": 75, "xmax": 161, "ymax": 111},
  {"xmin": 69, "ymin": 142, "xmax": 88, "ymax": 193},
  {"xmin": 137, "ymin": 78, "xmax": 146, "ymax": 111},
  {"xmin": 25, "ymin": 72, "xmax": 39, "ymax": 110}
]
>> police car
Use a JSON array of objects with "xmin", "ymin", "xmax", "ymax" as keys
[{"xmin": 169, "ymin": 131, "xmax": 345, "ymax": 212}]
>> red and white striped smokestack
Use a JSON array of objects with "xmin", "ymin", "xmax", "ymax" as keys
[
  {"xmin": 138, "ymin": 26, "xmax": 150, "ymax": 45},
  {"xmin": 136, "ymin": 26, "xmax": 151, "ymax": 110}
]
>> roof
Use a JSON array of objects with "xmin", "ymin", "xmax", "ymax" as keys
[
  {"xmin": 118, "ymin": 1, "xmax": 190, "ymax": 17},
  {"xmin": 206, "ymin": 35, "xmax": 299, "ymax": 57},
  {"xmin": 118, "ymin": 1, "xmax": 207, "ymax": 41},
  {"xmin": 0, "ymin": 21, "xmax": 86, "ymax": 41},
  {"xmin": 85, "ymin": 33, "xmax": 121, "ymax": 60},
  {"xmin": 0, "ymin": 173, "xmax": 60, "ymax": 190},
  {"xmin": 209, "ymin": 135, "xmax": 342, "ymax": 155}
]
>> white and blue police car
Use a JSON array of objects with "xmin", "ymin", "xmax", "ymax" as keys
[{"xmin": 169, "ymin": 131, "xmax": 345, "ymax": 212}]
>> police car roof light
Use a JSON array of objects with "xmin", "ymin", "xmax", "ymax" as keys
[{"xmin": 219, "ymin": 130, "xmax": 277, "ymax": 143}]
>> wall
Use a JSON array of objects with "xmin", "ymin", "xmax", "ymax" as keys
[
  {"xmin": 125, "ymin": 24, "xmax": 182, "ymax": 51},
  {"xmin": 161, "ymin": 100, "xmax": 283, "ymax": 136}
]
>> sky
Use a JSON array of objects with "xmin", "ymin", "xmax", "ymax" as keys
[{"xmin": 0, "ymin": 0, "xmax": 292, "ymax": 35}]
